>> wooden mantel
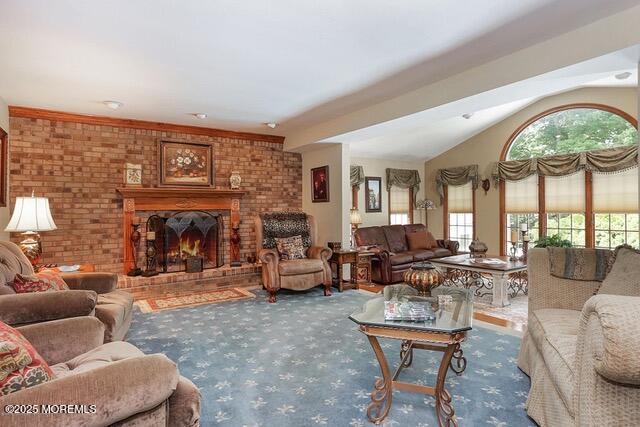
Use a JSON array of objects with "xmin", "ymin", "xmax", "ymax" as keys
[{"xmin": 116, "ymin": 187, "xmax": 246, "ymax": 274}]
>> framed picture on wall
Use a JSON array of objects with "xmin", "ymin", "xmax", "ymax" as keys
[
  {"xmin": 365, "ymin": 177, "xmax": 382, "ymax": 212},
  {"xmin": 311, "ymin": 165, "xmax": 330, "ymax": 202},
  {"xmin": 158, "ymin": 140, "xmax": 214, "ymax": 187}
]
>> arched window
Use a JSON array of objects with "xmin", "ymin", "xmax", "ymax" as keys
[
  {"xmin": 506, "ymin": 106, "xmax": 637, "ymax": 160},
  {"xmin": 500, "ymin": 104, "xmax": 638, "ymax": 253}
]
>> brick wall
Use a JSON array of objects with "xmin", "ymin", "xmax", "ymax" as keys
[{"xmin": 9, "ymin": 116, "xmax": 302, "ymax": 272}]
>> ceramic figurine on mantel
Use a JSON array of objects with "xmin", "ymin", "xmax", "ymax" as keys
[{"xmin": 229, "ymin": 171, "xmax": 242, "ymax": 190}]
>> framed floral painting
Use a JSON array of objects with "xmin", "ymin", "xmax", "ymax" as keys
[{"xmin": 158, "ymin": 140, "xmax": 214, "ymax": 187}]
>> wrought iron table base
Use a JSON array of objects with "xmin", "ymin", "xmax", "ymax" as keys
[
  {"xmin": 439, "ymin": 268, "xmax": 528, "ymax": 304},
  {"xmin": 366, "ymin": 335, "xmax": 466, "ymax": 426}
]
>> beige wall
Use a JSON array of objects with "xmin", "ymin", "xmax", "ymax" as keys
[
  {"xmin": 302, "ymin": 143, "xmax": 350, "ymax": 248},
  {"xmin": 424, "ymin": 86, "xmax": 638, "ymax": 254},
  {"xmin": 350, "ymin": 156, "xmax": 425, "ymax": 227},
  {"xmin": 0, "ymin": 98, "xmax": 9, "ymax": 240}
]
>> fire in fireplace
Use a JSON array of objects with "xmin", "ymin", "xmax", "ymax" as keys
[{"xmin": 147, "ymin": 211, "xmax": 224, "ymax": 273}]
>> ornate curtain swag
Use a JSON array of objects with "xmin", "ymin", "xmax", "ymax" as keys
[
  {"xmin": 492, "ymin": 145, "xmax": 638, "ymax": 185},
  {"xmin": 435, "ymin": 164, "xmax": 479, "ymax": 202},
  {"xmin": 350, "ymin": 165, "xmax": 365, "ymax": 188},
  {"xmin": 386, "ymin": 168, "xmax": 421, "ymax": 202}
]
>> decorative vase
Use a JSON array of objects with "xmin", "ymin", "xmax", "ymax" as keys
[
  {"xmin": 229, "ymin": 171, "xmax": 242, "ymax": 189},
  {"xmin": 403, "ymin": 261, "xmax": 442, "ymax": 296}
]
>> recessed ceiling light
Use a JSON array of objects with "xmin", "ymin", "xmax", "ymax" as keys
[
  {"xmin": 103, "ymin": 100, "xmax": 123, "ymax": 110},
  {"xmin": 265, "ymin": 122, "xmax": 277, "ymax": 129},
  {"xmin": 193, "ymin": 113, "xmax": 207, "ymax": 119},
  {"xmin": 462, "ymin": 113, "xmax": 473, "ymax": 119},
  {"xmin": 614, "ymin": 71, "xmax": 632, "ymax": 80}
]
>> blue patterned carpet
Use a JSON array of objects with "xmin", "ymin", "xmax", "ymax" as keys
[{"xmin": 128, "ymin": 288, "xmax": 533, "ymax": 426}]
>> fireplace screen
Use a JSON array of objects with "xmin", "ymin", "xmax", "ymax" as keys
[{"xmin": 147, "ymin": 211, "xmax": 223, "ymax": 273}]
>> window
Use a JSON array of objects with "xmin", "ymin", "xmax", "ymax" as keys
[
  {"xmin": 593, "ymin": 167, "xmax": 639, "ymax": 249},
  {"xmin": 505, "ymin": 175, "xmax": 539, "ymax": 253},
  {"xmin": 500, "ymin": 104, "xmax": 639, "ymax": 253},
  {"xmin": 447, "ymin": 182, "xmax": 474, "ymax": 249},
  {"xmin": 545, "ymin": 172, "xmax": 586, "ymax": 247},
  {"xmin": 389, "ymin": 187, "xmax": 411, "ymax": 225}
]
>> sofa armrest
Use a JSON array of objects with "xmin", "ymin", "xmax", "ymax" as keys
[
  {"xmin": 0, "ymin": 290, "xmax": 97, "ymax": 326},
  {"xmin": 437, "ymin": 239, "xmax": 459, "ymax": 254},
  {"xmin": 576, "ymin": 294, "xmax": 640, "ymax": 386},
  {"xmin": 0, "ymin": 354, "xmax": 180, "ymax": 427},
  {"xmin": 61, "ymin": 272, "xmax": 118, "ymax": 294},
  {"xmin": 258, "ymin": 248, "xmax": 280, "ymax": 291},
  {"xmin": 17, "ymin": 317, "xmax": 105, "ymax": 365},
  {"xmin": 307, "ymin": 246, "xmax": 332, "ymax": 261},
  {"xmin": 169, "ymin": 376, "xmax": 202, "ymax": 427},
  {"xmin": 527, "ymin": 248, "xmax": 601, "ymax": 315}
]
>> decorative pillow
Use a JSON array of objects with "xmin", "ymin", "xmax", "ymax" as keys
[
  {"xmin": 406, "ymin": 231, "xmax": 430, "ymax": 250},
  {"xmin": 548, "ymin": 247, "xmax": 613, "ymax": 282},
  {"xmin": 275, "ymin": 235, "xmax": 307, "ymax": 260},
  {"xmin": 11, "ymin": 271, "xmax": 70, "ymax": 294},
  {"xmin": 261, "ymin": 212, "xmax": 311, "ymax": 250},
  {"xmin": 0, "ymin": 321, "xmax": 55, "ymax": 396},
  {"xmin": 597, "ymin": 245, "xmax": 640, "ymax": 296},
  {"xmin": 425, "ymin": 231, "xmax": 438, "ymax": 249}
]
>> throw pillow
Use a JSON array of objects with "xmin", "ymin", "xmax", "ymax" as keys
[
  {"xmin": 275, "ymin": 235, "xmax": 307, "ymax": 260},
  {"xmin": 406, "ymin": 231, "xmax": 430, "ymax": 250},
  {"xmin": 11, "ymin": 271, "xmax": 70, "ymax": 294},
  {"xmin": 597, "ymin": 245, "xmax": 640, "ymax": 296},
  {"xmin": 0, "ymin": 321, "xmax": 55, "ymax": 396},
  {"xmin": 425, "ymin": 231, "xmax": 438, "ymax": 249}
]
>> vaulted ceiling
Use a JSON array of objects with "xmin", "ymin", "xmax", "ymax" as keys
[{"xmin": 1, "ymin": 0, "xmax": 638, "ymax": 139}]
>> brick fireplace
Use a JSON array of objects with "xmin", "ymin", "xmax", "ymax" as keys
[{"xmin": 116, "ymin": 187, "xmax": 244, "ymax": 274}]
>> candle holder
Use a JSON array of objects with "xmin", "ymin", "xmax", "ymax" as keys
[
  {"xmin": 509, "ymin": 241, "xmax": 519, "ymax": 261},
  {"xmin": 127, "ymin": 222, "xmax": 143, "ymax": 277},
  {"xmin": 520, "ymin": 231, "xmax": 530, "ymax": 262},
  {"xmin": 142, "ymin": 233, "xmax": 159, "ymax": 277}
]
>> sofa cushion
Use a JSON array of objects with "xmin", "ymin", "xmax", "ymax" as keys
[
  {"xmin": 95, "ymin": 291, "xmax": 134, "ymax": 341},
  {"xmin": 529, "ymin": 308, "xmax": 581, "ymax": 350},
  {"xmin": 383, "ymin": 225, "xmax": 409, "ymax": 253},
  {"xmin": 278, "ymin": 259, "xmax": 324, "ymax": 276},
  {"xmin": 389, "ymin": 253, "xmax": 413, "ymax": 266},
  {"xmin": 0, "ymin": 321, "xmax": 55, "ymax": 395},
  {"xmin": 355, "ymin": 226, "xmax": 389, "ymax": 251},
  {"xmin": 405, "ymin": 250, "xmax": 435, "ymax": 262},
  {"xmin": 541, "ymin": 334, "xmax": 577, "ymax": 414},
  {"xmin": 11, "ymin": 272, "xmax": 70, "ymax": 293},
  {"xmin": 598, "ymin": 245, "xmax": 640, "ymax": 296},
  {"xmin": 0, "ymin": 241, "xmax": 35, "ymax": 285},
  {"xmin": 432, "ymin": 248, "xmax": 452, "ymax": 258},
  {"xmin": 275, "ymin": 235, "xmax": 306, "ymax": 260},
  {"xmin": 51, "ymin": 341, "xmax": 144, "ymax": 379}
]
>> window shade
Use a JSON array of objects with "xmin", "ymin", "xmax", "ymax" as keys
[
  {"xmin": 389, "ymin": 187, "xmax": 410, "ymax": 214},
  {"xmin": 505, "ymin": 175, "xmax": 538, "ymax": 213},
  {"xmin": 447, "ymin": 182, "xmax": 473, "ymax": 213},
  {"xmin": 593, "ymin": 167, "xmax": 639, "ymax": 213},
  {"xmin": 545, "ymin": 171, "xmax": 585, "ymax": 213}
]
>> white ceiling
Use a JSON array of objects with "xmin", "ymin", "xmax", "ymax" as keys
[
  {"xmin": 342, "ymin": 47, "xmax": 639, "ymax": 161},
  {"xmin": 0, "ymin": 0, "xmax": 638, "ymax": 135}
]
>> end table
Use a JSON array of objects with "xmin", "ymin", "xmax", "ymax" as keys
[{"xmin": 329, "ymin": 249, "xmax": 374, "ymax": 292}]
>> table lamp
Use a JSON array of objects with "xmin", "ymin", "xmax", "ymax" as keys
[
  {"xmin": 349, "ymin": 207, "xmax": 362, "ymax": 248},
  {"xmin": 5, "ymin": 192, "xmax": 57, "ymax": 267}
]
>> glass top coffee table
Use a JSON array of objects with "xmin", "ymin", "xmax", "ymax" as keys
[{"xmin": 349, "ymin": 285, "xmax": 473, "ymax": 426}]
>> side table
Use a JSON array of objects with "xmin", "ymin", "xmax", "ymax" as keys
[
  {"xmin": 329, "ymin": 249, "xmax": 358, "ymax": 292},
  {"xmin": 41, "ymin": 264, "xmax": 96, "ymax": 273}
]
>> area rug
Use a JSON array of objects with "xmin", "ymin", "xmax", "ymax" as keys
[
  {"xmin": 128, "ymin": 288, "xmax": 533, "ymax": 426},
  {"xmin": 135, "ymin": 288, "xmax": 255, "ymax": 313}
]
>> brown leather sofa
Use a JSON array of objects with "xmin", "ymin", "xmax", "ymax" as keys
[
  {"xmin": 0, "ymin": 316, "xmax": 200, "ymax": 426},
  {"xmin": 0, "ymin": 241, "xmax": 133, "ymax": 342},
  {"xmin": 354, "ymin": 224, "xmax": 459, "ymax": 285},
  {"xmin": 255, "ymin": 212, "xmax": 332, "ymax": 303}
]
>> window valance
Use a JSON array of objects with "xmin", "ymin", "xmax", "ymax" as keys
[
  {"xmin": 386, "ymin": 168, "xmax": 420, "ymax": 202},
  {"xmin": 492, "ymin": 145, "xmax": 638, "ymax": 184},
  {"xmin": 435, "ymin": 164, "xmax": 479, "ymax": 202},
  {"xmin": 350, "ymin": 165, "xmax": 365, "ymax": 188}
]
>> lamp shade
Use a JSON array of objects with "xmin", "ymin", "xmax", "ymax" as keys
[
  {"xmin": 5, "ymin": 196, "xmax": 57, "ymax": 232},
  {"xmin": 349, "ymin": 208, "xmax": 362, "ymax": 225}
]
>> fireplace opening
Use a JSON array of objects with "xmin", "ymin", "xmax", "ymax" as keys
[{"xmin": 147, "ymin": 211, "xmax": 224, "ymax": 273}]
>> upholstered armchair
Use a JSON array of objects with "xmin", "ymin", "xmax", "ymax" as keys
[
  {"xmin": 0, "ymin": 241, "xmax": 133, "ymax": 342},
  {"xmin": 255, "ymin": 212, "xmax": 332, "ymax": 303},
  {"xmin": 0, "ymin": 316, "xmax": 201, "ymax": 426}
]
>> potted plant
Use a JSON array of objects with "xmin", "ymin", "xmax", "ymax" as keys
[{"xmin": 534, "ymin": 234, "xmax": 572, "ymax": 248}]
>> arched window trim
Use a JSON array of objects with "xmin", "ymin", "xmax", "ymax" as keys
[
  {"xmin": 499, "ymin": 103, "xmax": 638, "ymax": 162},
  {"xmin": 499, "ymin": 103, "xmax": 638, "ymax": 255}
]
